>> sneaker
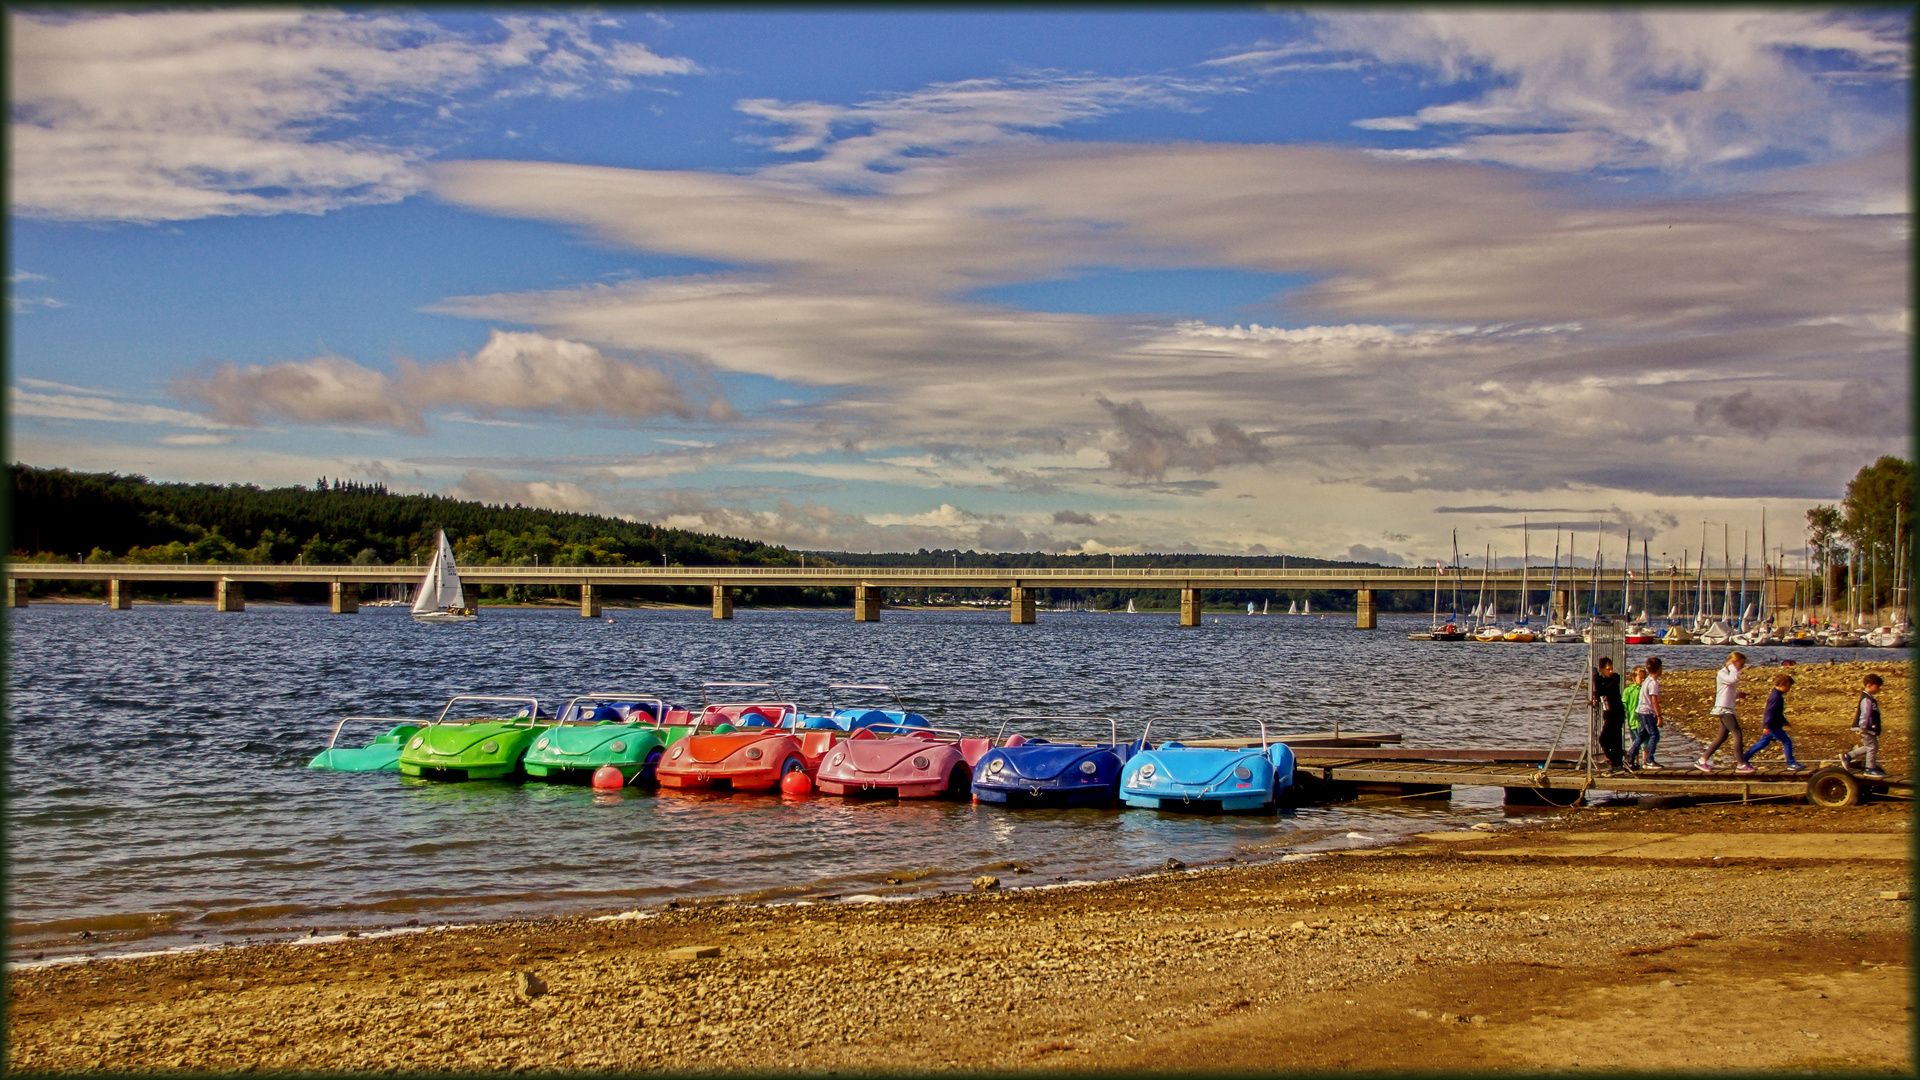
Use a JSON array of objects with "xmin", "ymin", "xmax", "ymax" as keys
[
  {"xmin": 1694, "ymin": 759, "xmax": 1713, "ymax": 773},
  {"xmin": 1865, "ymin": 769, "xmax": 1888, "ymax": 778},
  {"xmin": 1644, "ymin": 760, "xmax": 1662, "ymax": 770},
  {"xmin": 1786, "ymin": 762, "xmax": 1809, "ymax": 772},
  {"xmin": 1735, "ymin": 763, "xmax": 1756, "ymax": 774}
]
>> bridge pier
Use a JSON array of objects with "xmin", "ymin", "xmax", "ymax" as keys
[
  {"xmin": 1180, "ymin": 588, "xmax": 1201, "ymax": 627},
  {"xmin": 7, "ymin": 579, "xmax": 23, "ymax": 608},
  {"xmin": 1554, "ymin": 589, "xmax": 1573, "ymax": 622},
  {"xmin": 108, "ymin": 578, "xmax": 133, "ymax": 610},
  {"xmin": 330, "ymin": 582, "xmax": 359, "ymax": 614},
  {"xmin": 1009, "ymin": 585, "xmax": 1036, "ymax": 624},
  {"xmin": 215, "ymin": 579, "xmax": 245, "ymax": 612},
  {"xmin": 580, "ymin": 583, "xmax": 602, "ymax": 618},
  {"xmin": 854, "ymin": 585, "xmax": 881, "ymax": 622},
  {"xmin": 462, "ymin": 585, "xmax": 480, "ymax": 613},
  {"xmin": 1355, "ymin": 588, "xmax": 1377, "ymax": 629},
  {"xmin": 712, "ymin": 585, "xmax": 734, "ymax": 620}
]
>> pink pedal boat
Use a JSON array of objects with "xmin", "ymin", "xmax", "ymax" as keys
[{"xmin": 814, "ymin": 724, "xmax": 995, "ymax": 799}]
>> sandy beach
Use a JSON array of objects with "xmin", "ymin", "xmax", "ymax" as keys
[{"xmin": 8, "ymin": 660, "xmax": 1910, "ymax": 1074}]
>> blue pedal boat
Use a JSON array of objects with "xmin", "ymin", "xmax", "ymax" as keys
[
  {"xmin": 307, "ymin": 716, "xmax": 428, "ymax": 771},
  {"xmin": 794, "ymin": 684, "xmax": 933, "ymax": 732},
  {"xmin": 971, "ymin": 716, "xmax": 1143, "ymax": 808},
  {"xmin": 1119, "ymin": 716, "xmax": 1296, "ymax": 813}
]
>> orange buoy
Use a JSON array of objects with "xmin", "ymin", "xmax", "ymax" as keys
[
  {"xmin": 591, "ymin": 765, "xmax": 625, "ymax": 790},
  {"xmin": 779, "ymin": 770, "xmax": 812, "ymax": 796}
]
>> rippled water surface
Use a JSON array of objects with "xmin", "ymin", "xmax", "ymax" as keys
[{"xmin": 8, "ymin": 602, "xmax": 1852, "ymax": 960}]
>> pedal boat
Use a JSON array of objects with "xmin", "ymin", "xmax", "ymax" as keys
[
  {"xmin": 655, "ymin": 702, "xmax": 840, "ymax": 792},
  {"xmin": 970, "ymin": 716, "xmax": 1142, "ymax": 808},
  {"xmin": 396, "ymin": 695, "xmax": 553, "ymax": 781},
  {"xmin": 815, "ymin": 724, "xmax": 991, "ymax": 799},
  {"xmin": 521, "ymin": 694, "xmax": 695, "ymax": 786},
  {"xmin": 307, "ymin": 716, "xmax": 425, "ymax": 771},
  {"xmin": 794, "ymin": 684, "xmax": 934, "ymax": 732},
  {"xmin": 1119, "ymin": 717, "xmax": 1296, "ymax": 813}
]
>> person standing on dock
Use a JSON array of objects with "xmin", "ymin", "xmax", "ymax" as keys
[
  {"xmin": 1627, "ymin": 657, "xmax": 1664, "ymax": 769},
  {"xmin": 1696, "ymin": 651, "xmax": 1748, "ymax": 773},
  {"xmin": 1592, "ymin": 657, "xmax": 1626, "ymax": 775},
  {"xmin": 1622, "ymin": 666, "xmax": 1646, "ymax": 768},
  {"xmin": 1841, "ymin": 673, "xmax": 1886, "ymax": 778},
  {"xmin": 1740, "ymin": 673, "xmax": 1805, "ymax": 771}
]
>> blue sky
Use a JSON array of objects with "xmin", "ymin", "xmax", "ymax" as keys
[{"xmin": 8, "ymin": 8, "xmax": 1910, "ymax": 565}]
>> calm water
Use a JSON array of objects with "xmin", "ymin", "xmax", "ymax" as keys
[{"xmin": 6, "ymin": 602, "xmax": 1853, "ymax": 961}]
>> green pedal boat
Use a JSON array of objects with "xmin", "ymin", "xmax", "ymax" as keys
[
  {"xmin": 522, "ymin": 693, "xmax": 711, "ymax": 786},
  {"xmin": 307, "ymin": 717, "xmax": 427, "ymax": 771},
  {"xmin": 397, "ymin": 695, "xmax": 553, "ymax": 781}
]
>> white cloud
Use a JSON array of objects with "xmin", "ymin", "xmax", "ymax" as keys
[
  {"xmin": 1309, "ymin": 10, "xmax": 1909, "ymax": 178},
  {"xmin": 9, "ymin": 270, "xmax": 49, "ymax": 283},
  {"xmin": 8, "ymin": 9, "xmax": 698, "ymax": 222},
  {"xmin": 9, "ymin": 296, "xmax": 64, "ymax": 314},
  {"xmin": 173, "ymin": 329, "xmax": 713, "ymax": 432},
  {"xmin": 159, "ymin": 434, "xmax": 235, "ymax": 446}
]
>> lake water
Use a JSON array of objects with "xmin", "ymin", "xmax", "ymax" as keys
[{"xmin": 5, "ymin": 602, "xmax": 1854, "ymax": 962}]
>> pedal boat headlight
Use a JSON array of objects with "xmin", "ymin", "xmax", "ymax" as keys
[
  {"xmin": 1079, "ymin": 760, "xmax": 1098, "ymax": 775},
  {"xmin": 988, "ymin": 759, "xmax": 1004, "ymax": 774}
]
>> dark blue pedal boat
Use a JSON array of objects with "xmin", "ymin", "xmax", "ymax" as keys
[{"xmin": 970, "ymin": 716, "xmax": 1142, "ymax": 808}]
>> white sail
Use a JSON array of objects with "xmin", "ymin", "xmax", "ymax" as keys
[
  {"xmin": 1303, "ymin": 599, "xmax": 1311, "ymax": 614},
  {"xmin": 412, "ymin": 530, "xmax": 466, "ymax": 614},
  {"xmin": 1287, "ymin": 600, "xmax": 1298, "ymax": 614},
  {"xmin": 1247, "ymin": 601, "xmax": 1256, "ymax": 615},
  {"xmin": 1262, "ymin": 599, "xmax": 1269, "ymax": 615},
  {"xmin": 1126, "ymin": 598, "xmax": 1136, "ymax": 614}
]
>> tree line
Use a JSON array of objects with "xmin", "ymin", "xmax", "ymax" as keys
[
  {"xmin": 7, "ymin": 466, "xmax": 1406, "ymax": 609},
  {"xmin": 1804, "ymin": 456, "xmax": 1912, "ymax": 615}
]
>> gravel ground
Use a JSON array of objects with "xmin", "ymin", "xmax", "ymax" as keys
[{"xmin": 8, "ymin": 802, "xmax": 1910, "ymax": 1074}]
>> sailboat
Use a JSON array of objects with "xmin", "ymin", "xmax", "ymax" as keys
[
  {"xmin": 1303, "ymin": 599, "xmax": 1311, "ymax": 615},
  {"xmin": 1287, "ymin": 599, "xmax": 1298, "ymax": 615},
  {"xmin": 1126, "ymin": 598, "xmax": 1137, "ymax": 614},
  {"xmin": 1262, "ymin": 598, "xmax": 1269, "ymax": 615},
  {"xmin": 1247, "ymin": 601, "xmax": 1257, "ymax": 615},
  {"xmin": 1503, "ymin": 526, "xmax": 1537, "ymax": 641},
  {"xmin": 411, "ymin": 530, "xmax": 477, "ymax": 623}
]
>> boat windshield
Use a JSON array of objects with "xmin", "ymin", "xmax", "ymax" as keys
[
  {"xmin": 700, "ymin": 682, "xmax": 779, "ymax": 706},
  {"xmin": 556, "ymin": 695, "xmax": 669, "ymax": 726},
  {"xmin": 430, "ymin": 695, "xmax": 546, "ymax": 728},
  {"xmin": 696, "ymin": 702, "xmax": 799, "ymax": 730},
  {"xmin": 991, "ymin": 715, "xmax": 1124, "ymax": 748},
  {"xmin": 324, "ymin": 715, "xmax": 427, "ymax": 750},
  {"xmin": 1139, "ymin": 716, "xmax": 1270, "ymax": 751}
]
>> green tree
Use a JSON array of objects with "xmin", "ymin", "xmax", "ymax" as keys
[{"xmin": 1841, "ymin": 456, "xmax": 1912, "ymax": 557}]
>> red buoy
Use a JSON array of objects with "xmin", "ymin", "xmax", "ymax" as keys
[
  {"xmin": 780, "ymin": 770, "xmax": 812, "ymax": 796},
  {"xmin": 591, "ymin": 765, "xmax": 625, "ymax": 790}
]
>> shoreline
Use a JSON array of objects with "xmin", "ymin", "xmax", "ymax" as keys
[{"xmin": 8, "ymin": 802, "xmax": 1908, "ymax": 1073}]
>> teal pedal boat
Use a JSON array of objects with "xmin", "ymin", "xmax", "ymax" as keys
[
  {"xmin": 397, "ymin": 695, "xmax": 552, "ymax": 781},
  {"xmin": 307, "ymin": 716, "xmax": 427, "ymax": 771},
  {"xmin": 522, "ymin": 693, "xmax": 697, "ymax": 786},
  {"xmin": 1119, "ymin": 716, "xmax": 1296, "ymax": 813}
]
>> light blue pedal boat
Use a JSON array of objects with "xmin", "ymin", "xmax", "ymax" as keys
[{"xmin": 1119, "ymin": 716, "xmax": 1295, "ymax": 813}]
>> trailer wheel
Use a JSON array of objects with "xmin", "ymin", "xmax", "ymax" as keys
[{"xmin": 1806, "ymin": 767, "xmax": 1861, "ymax": 808}]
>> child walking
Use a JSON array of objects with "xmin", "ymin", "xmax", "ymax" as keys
[
  {"xmin": 1697, "ymin": 651, "xmax": 1748, "ymax": 773},
  {"xmin": 1622, "ymin": 666, "xmax": 1646, "ymax": 769},
  {"xmin": 1626, "ymin": 657, "xmax": 1664, "ymax": 769},
  {"xmin": 1740, "ymin": 672, "xmax": 1805, "ymax": 771},
  {"xmin": 1841, "ymin": 673, "xmax": 1886, "ymax": 778}
]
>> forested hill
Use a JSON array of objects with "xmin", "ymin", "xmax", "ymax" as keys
[
  {"xmin": 7, "ymin": 463, "xmax": 1386, "ymax": 577},
  {"xmin": 8, "ymin": 465, "xmax": 795, "ymax": 569}
]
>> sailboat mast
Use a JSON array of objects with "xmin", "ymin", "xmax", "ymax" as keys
[
  {"xmin": 1520, "ymin": 520, "xmax": 1530, "ymax": 624},
  {"xmin": 1549, "ymin": 531, "xmax": 1561, "ymax": 624},
  {"xmin": 1589, "ymin": 523, "xmax": 1603, "ymax": 620}
]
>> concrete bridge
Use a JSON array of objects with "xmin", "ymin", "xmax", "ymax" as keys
[{"xmin": 6, "ymin": 562, "xmax": 1807, "ymax": 629}]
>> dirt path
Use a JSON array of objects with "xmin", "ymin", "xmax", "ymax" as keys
[{"xmin": 9, "ymin": 803, "xmax": 1909, "ymax": 1074}]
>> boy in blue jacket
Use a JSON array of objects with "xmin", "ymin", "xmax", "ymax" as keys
[{"xmin": 1740, "ymin": 672, "xmax": 1805, "ymax": 771}]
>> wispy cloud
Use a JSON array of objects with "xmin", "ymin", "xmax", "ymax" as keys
[
  {"xmin": 11, "ymin": 385, "xmax": 231, "ymax": 429},
  {"xmin": 8, "ymin": 10, "xmax": 698, "ymax": 222},
  {"xmin": 1305, "ymin": 10, "xmax": 1909, "ymax": 180}
]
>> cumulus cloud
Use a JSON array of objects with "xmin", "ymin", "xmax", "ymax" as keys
[
  {"xmin": 8, "ymin": 10, "xmax": 697, "ymax": 221},
  {"xmin": 174, "ymin": 329, "xmax": 710, "ymax": 432},
  {"xmin": 1304, "ymin": 10, "xmax": 1909, "ymax": 179}
]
